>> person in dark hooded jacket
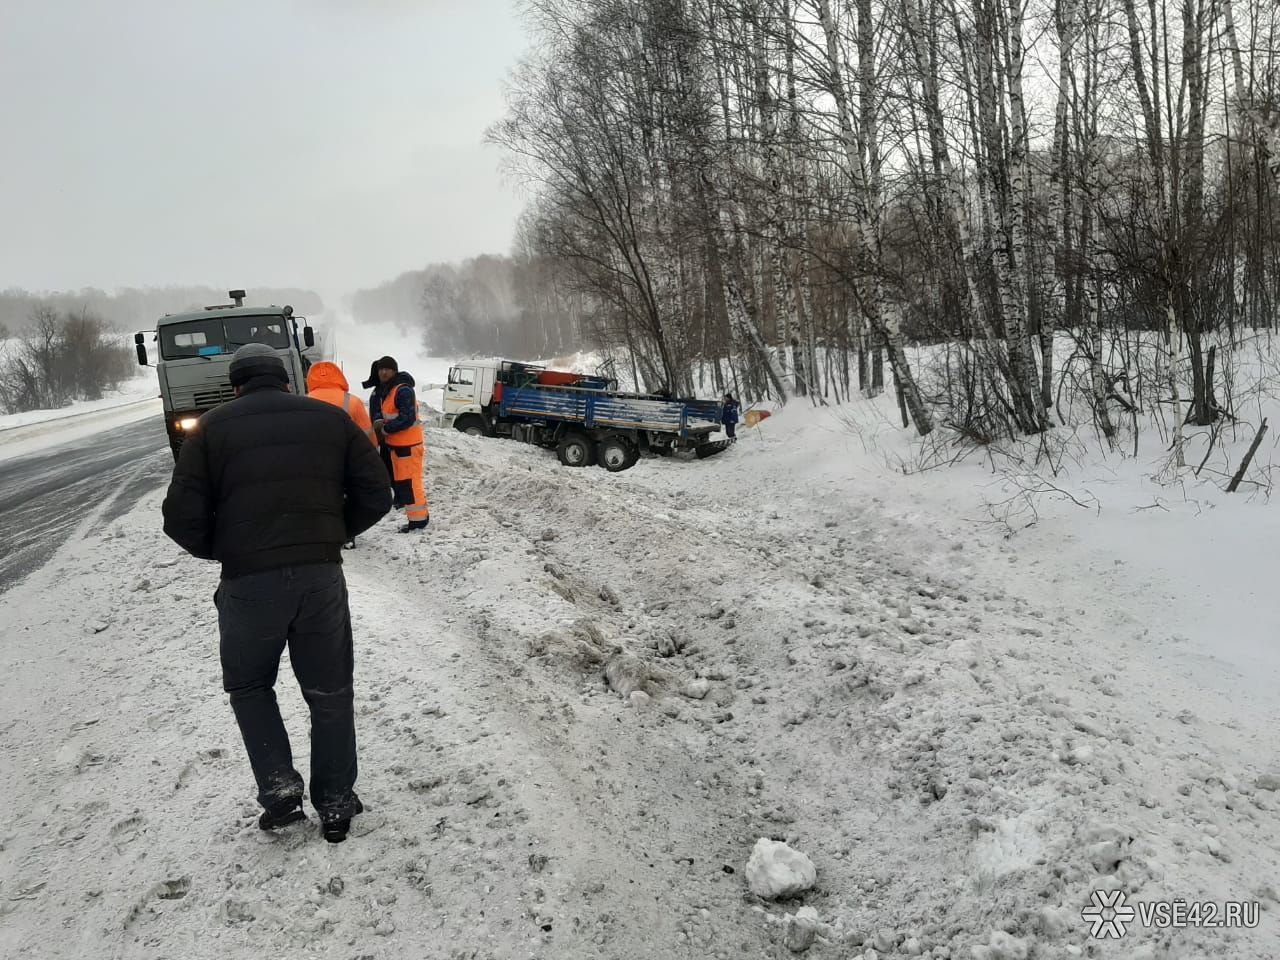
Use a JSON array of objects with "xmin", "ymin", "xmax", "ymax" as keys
[
  {"xmin": 162, "ymin": 343, "xmax": 391, "ymax": 843},
  {"xmin": 362, "ymin": 356, "xmax": 397, "ymax": 488},
  {"xmin": 722, "ymin": 392, "xmax": 741, "ymax": 441},
  {"xmin": 365, "ymin": 356, "xmax": 428, "ymax": 531}
]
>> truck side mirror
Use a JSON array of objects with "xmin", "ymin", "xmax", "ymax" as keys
[
  {"xmin": 303, "ymin": 326, "xmax": 315, "ymax": 348},
  {"xmin": 134, "ymin": 333, "xmax": 147, "ymax": 366}
]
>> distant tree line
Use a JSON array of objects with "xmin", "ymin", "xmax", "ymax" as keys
[
  {"xmin": 0, "ymin": 286, "xmax": 325, "ymax": 334},
  {"xmin": 0, "ymin": 308, "xmax": 133, "ymax": 414},
  {"xmin": 488, "ymin": 0, "xmax": 1280, "ymax": 453},
  {"xmin": 350, "ymin": 253, "xmax": 588, "ymax": 359}
]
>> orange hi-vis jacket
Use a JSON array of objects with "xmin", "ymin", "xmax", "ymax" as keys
[
  {"xmin": 378, "ymin": 376, "xmax": 428, "ymax": 523},
  {"xmin": 380, "ymin": 383, "xmax": 424, "ymax": 447},
  {"xmin": 305, "ymin": 362, "xmax": 377, "ymax": 446}
]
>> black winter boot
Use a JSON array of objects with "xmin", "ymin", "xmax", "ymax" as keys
[
  {"xmin": 398, "ymin": 518, "xmax": 429, "ymax": 533},
  {"xmin": 258, "ymin": 798, "xmax": 306, "ymax": 831},
  {"xmin": 321, "ymin": 796, "xmax": 365, "ymax": 844}
]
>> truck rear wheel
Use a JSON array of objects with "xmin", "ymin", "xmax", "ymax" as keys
[
  {"xmin": 556, "ymin": 432, "xmax": 595, "ymax": 467},
  {"xmin": 597, "ymin": 435, "xmax": 638, "ymax": 472}
]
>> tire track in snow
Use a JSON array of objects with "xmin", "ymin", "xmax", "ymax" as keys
[{"xmin": 0, "ymin": 417, "xmax": 168, "ymax": 594}]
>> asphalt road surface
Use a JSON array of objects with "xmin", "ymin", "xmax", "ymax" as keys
[{"xmin": 0, "ymin": 418, "xmax": 169, "ymax": 595}]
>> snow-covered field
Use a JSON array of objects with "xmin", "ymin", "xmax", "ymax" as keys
[{"xmin": 1, "ymin": 386, "xmax": 1277, "ymax": 959}]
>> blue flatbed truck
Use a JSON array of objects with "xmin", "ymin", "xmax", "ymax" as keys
[{"xmin": 440, "ymin": 359, "xmax": 729, "ymax": 471}]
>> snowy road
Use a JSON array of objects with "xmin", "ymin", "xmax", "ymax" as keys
[{"xmin": 0, "ymin": 418, "xmax": 169, "ymax": 594}]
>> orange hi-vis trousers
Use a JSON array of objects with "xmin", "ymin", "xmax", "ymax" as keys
[{"xmin": 389, "ymin": 443, "xmax": 428, "ymax": 523}]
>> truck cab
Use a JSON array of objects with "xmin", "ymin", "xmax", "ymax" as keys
[
  {"xmin": 135, "ymin": 290, "xmax": 316, "ymax": 458},
  {"xmin": 441, "ymin": 360, "xmax": 500, "ymax": 434}
]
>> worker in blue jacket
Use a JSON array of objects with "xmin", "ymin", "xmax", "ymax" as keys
[
  {"xmin": 365, "ymin": 356, "xmax": 429, "ymax": 531},
  {"xmin": 722, "ymin": 392, "xmax": 740, "ymax": 441},
  {"xmin": 362, "ymin": 356, "xmax": 398, "ymax": 497}
]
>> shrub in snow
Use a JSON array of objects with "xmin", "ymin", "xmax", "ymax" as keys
[{"xmin": 745, "ymin": 838, "xmax": 817, "ymax": 899}]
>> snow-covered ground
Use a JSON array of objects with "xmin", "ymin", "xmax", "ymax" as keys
[
  {"xmin": 0, "ymin": 374, "xmax": 159, "ymax": 464},
  {"xmin": 1, "ymin": 385, "xmax": 1277, "ymax": 959}
]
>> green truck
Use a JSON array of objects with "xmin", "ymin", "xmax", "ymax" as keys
[{"xmin": 135, "ymin": 290, "xmax": 317, "ymax": 458}]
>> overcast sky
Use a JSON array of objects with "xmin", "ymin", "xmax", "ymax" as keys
[{"xmin": 0, "ymin": 0, "xmax": 529, "ymax": 298}]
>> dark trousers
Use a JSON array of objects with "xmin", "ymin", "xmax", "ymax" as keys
[
  {"xmin": 379, "ymin": 443, "xmax": 397, "ymax": 505},
  {"xmin": 215, "ymin": 563, "xmax": 359, "ymax": 820},
  {"xmin": 725, "ymin": 421, "xmax": 737, "ymax": 439}
]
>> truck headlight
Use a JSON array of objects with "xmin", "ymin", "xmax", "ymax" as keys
[{"xmin": 177, "ymin": 417, "xmax": 199, "ymax": 431}]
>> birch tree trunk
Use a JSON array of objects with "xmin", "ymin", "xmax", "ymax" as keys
[
  {"xmin": 982, "ymin": 0, "xmax": 1046, "ymax": 431},
  {"xmin": 1048, "ymin": 0, "xmax": 1079, "ymax": 410},
  {"xmin": 817, "ymin": 0, "xmax": 934, "ymax": 434},
  {"xmin": 902, "ymin": 0, "xmax": 1023, "ymax": 424}
]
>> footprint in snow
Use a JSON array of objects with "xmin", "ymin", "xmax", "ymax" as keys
[{"xmin": 110, "ymin": 814, "xmax": 146, "ymax": 845}]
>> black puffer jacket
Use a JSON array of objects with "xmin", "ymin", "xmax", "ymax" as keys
[{"xmin": 162, "ymin": 378, "xmax": 392, "ymax": 578}]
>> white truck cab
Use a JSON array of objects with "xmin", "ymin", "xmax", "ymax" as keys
[{"xmin": 441, "ymin": 360, "xmax": 500, "ymax": 434}]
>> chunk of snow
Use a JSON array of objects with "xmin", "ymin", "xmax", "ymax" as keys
[
  {"xmin": 682, "ymin": 678, "xmax": 711, "ymax": 700},
  {"xmin": 745, "ymin": 838, "xmax": 816, "ymax": 900}
]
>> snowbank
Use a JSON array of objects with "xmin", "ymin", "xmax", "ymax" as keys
[
  {"xmin": 0, "ymin": 376, "xmax": 159, "ymax": 464},
  {"xmin": 0, "ymin": 373, "xmax": 155, "ymax": 432},
  {"xmin": 0, "ymin": 375, "xmax": 1275, "ymax": 958}
]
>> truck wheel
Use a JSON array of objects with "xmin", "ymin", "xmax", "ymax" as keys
[
  {"xmin": 597, "ymin": 436, "xmax": 637, "ymax": 472},
  {"xmin": 455, "ymin": 414, "xmax": 489, "ymax": 437},
  {"xmin": 695, "ymin": 439, "xmax": 732, "ymax": 459},
  {"xmin": 556, "ymin": 432, "xmax": 595, "ymax": 467}
]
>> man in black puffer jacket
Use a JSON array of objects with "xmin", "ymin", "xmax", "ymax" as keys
[{"xmin": 162, "ymin": 343, "xmax": 390, "ymax": 843}]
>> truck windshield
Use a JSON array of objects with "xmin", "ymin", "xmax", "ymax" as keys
[{"xmin": 159, "ymin": 315, "xmax": 292, "ymax": 360}]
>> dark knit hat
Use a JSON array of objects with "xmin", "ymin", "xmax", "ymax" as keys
[
  {"xmin": 229, "ymin": 343, "xmax": 288, "ymax": 388},
  {"xmin": 361, "ymin": 355, "xmax": 398, "ymax": 389}
]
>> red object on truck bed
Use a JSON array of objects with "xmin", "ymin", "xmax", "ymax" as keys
[{"xmin": 537, "ymin": 370, "xmax": 582, "ymax": 387}]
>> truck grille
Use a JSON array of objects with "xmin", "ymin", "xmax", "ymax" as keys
[
  {"xmin": 170, "ymin": 382, "xmax": 237, "ymax": 411},
  {"xmin": 193, "ymin": 384, "xmax": 237, "ymax": 408}
]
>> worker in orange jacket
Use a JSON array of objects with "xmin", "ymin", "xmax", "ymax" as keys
[
  {"xmin": 306, "ymin": 362, "xmax": 378, "ymax": 446},
  {"xmin": 370, "ymin": 357, "xmax": 429, "ymax": 533},
  {"xmin": 307, "ymin": 361, "xmax": 380, "ymax": 547}
]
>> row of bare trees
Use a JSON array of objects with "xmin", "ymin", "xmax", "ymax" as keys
[
  {"xmin": 0, "ymin": 287, "xmax": 324, "ymax": 334},
  {"xmin": 0, "ymin": 308, "xmax": 133, "ymax": 414},
  {"xmin": 352, "ymin": 254, "xmax": 589, "ymax": 359},
  {"xmin": 492, "ymin": 0, "xmax": 1280, "ymax": 446}
]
